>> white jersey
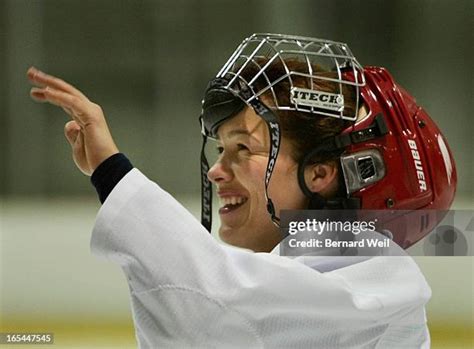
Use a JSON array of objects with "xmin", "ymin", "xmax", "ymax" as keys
[{"xmin": 91, "ymin": 169, "xmax": 431, "ymax": 348}]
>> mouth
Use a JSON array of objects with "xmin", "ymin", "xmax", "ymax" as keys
[{"xmin": 218, "ymin": 196, "xmax": 248, "ymax": 215}]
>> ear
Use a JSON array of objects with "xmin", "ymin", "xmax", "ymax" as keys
[{"xmin": 303, "ymin": 161, "xmax": 339, "ymax": 198}]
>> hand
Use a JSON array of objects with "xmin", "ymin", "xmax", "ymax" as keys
[{"xmin": 27, "ymin": 67, "xmax": 119, "ymax": 176}]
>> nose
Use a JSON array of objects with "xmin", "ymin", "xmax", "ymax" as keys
[{"xmin": 207, "ymin": 159, "xmax": 233, "ymax": 184}]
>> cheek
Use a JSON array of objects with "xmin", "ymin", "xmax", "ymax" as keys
[
  {"xmin": 275, "ymin": 181, "xmax": 306, "ymax": 210},
  {"xmin": 235, "ymin": 159, "xmax": 272, "ymax": 221},
  {"xmin": 271, "ymin": 162, "xmax": 307, "ymax": 210},
  {"xmin": 235, "ymin": 158, "xmax": 267, "ymax": 190},
  {"xmin": 235, "ymin": 155, "xmax": 306, "ymax": 211}
]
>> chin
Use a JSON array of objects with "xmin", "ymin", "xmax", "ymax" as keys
[
  {"xmin": 218, "ymin": 226, "xmax": 251, "ymax": 250},
  {"xmin": 218, "ymin": 226, "xmax": 239, "ymax": 243},
  {"xmin": 218, "ymin": 226, "xmax": 280, "ymax": 253}
]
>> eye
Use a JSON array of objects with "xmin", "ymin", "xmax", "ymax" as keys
[
  {"xmin": 237, "ymin": 143, "xmax": 249, "ymax": 151},
  {"xmin": 216, "ymin": 146, "xmax": 224, "ymax": 154}
]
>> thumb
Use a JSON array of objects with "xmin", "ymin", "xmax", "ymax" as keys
[{"xmin": 64, "ymin": 120, "xmax": 81, "ymax": 146}]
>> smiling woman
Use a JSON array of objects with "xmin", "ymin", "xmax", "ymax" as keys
[
  {"xmin": 27, "ymin": 33, "xmax": 457, "ymax": 348},
  {"xmin": 209, "ymin": 107, "xmax": 307, "ymax": 252}
]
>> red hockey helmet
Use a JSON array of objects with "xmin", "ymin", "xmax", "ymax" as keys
[{"xmin": 338, "ymin": 66, "xmax": 457, "ymax": 247}]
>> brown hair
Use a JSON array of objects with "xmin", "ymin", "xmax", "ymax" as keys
[{"xmin": 239, "ymin": 59, "xmax": 356, "ymax": 165}]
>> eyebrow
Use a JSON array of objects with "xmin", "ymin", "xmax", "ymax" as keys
[
  {"xmin": 227, "ymin": 129, "xmax": 252, "ymax": 138},
  {"xmin": 217, "ymin": 129, "xmax": 261, "ymax": 141}
]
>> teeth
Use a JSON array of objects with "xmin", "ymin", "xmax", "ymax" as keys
[{"xmin": 220, "ymin": 196, "xmax": 247, "ymax": 207}]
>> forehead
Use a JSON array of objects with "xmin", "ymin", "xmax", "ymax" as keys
[{"xmin": 216, "ymin": 106, "xmax": 267, "ymax": 139}]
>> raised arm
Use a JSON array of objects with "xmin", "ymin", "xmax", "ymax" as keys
[{"xmin": 27, "ymin": 67, "xmax": 119, "ymax": 176}]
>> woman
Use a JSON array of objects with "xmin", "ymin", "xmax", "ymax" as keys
[{"xmin": 27, "ymin": 34, "xmax": 456, "ymax": 348}]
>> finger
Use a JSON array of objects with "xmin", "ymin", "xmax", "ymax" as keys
[
  {"xmin": 30, "ymin": 87, "xmax": 48, "ymax": 103},
  {"xmin": 75, "ymin": 131, "xmax": 92, "ymax": 175},
  {"xmin": 62, "ymin": 107, "xmax": 74, "ymax": 116},
  {"xmin": 27, "ymin": 66, "xmax": 88, "ymax": 100},
  {"xmin": 76, "ymin": 129, "xmax": 85, "ymax": 151},
  {"xmin": 31, "ymin": 88, "xmax": 80, "ymax": 118},
  {"xmin": 64, "ymin": 120, "xmax": 81, "ymax": 146},
  {"xmin": 40, "ymin": 86, "xmax": 88, "ymax": 119},
  {"xmin": 71, "ymin": 129, "xmax": 92, "ymax": 176}
]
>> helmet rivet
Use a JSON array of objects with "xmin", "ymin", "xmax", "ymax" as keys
[
  {"xmin": 418, "ymin": 120, "xmax": 426, "ymax": 128},
  {"xmin": 386, "ymin": 198, "xmax": 395, "ymax": 208}
]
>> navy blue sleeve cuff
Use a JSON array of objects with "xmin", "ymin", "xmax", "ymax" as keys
[{"xmin": 90, "ymin": 153, "xmax": 134, "ymax": 204}]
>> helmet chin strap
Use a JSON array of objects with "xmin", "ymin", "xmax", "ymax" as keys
[
  {"xmin": 199, "ymin": 132, "xmax": 213, "ymax": 232},
  {"xmin": 247, "ymin": 98, "xmax": 282, "ymax": 227},
  {"xmin": 200, "ymin": 97, "xmax": 282, "ymax": 233}
]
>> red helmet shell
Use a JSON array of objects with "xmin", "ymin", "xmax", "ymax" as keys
[{"xmin": 343, "ymin": 67, "xmax": 457, "ymax": 247}]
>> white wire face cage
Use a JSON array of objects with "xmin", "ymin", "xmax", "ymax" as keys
[{"xmin": 216, "ymin": 33, "xmax": 366, "ymax": 121}]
